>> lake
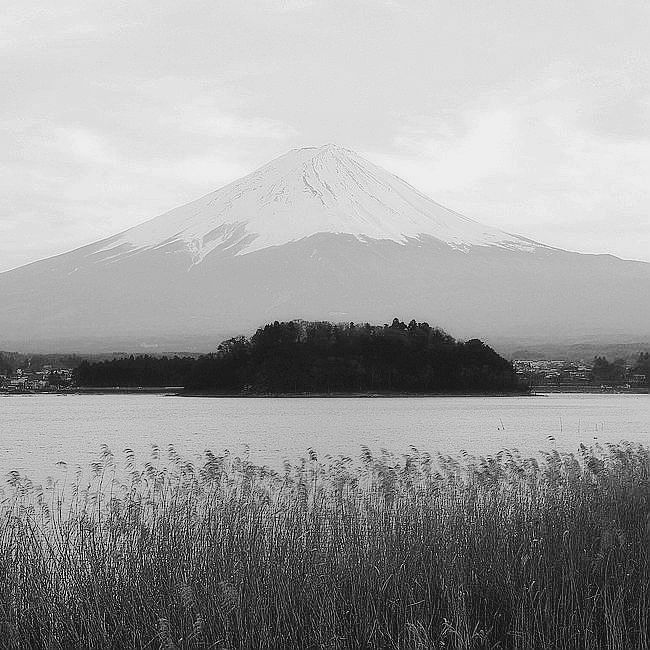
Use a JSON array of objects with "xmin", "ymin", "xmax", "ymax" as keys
[{"xmin": 1, "ymin": 393, "xmax": 649, "ymax": 482}]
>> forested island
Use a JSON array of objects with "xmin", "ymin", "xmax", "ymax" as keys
[{"xmin": 74, "ymin": 319, "xmax": 522, "ymax": 394}]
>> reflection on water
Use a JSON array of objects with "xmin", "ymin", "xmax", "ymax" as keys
[{"xmin": 0, "ymin": 393, "xmax": 648, "ymax": 482}]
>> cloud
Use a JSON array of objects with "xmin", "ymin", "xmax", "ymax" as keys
[
  {"xmin": 369, "ymin": 70, "xmax": 650, "ymax": 261},
  {"xmin": 259, "ymin": 0, "xmax": 403, "ymax": 10},
  {"xmin": 0, "ymin": 2, "xmax": 128, "ymax": 53},
  {"xmin": 159, "ymin": 104, "xmax": 298, "ymax": 140},
  {"xmin": 52, "ymin": 126, "xmax": 118, "ymax": 166},
  {"xmin": 378, "ymin": 108, "xmax": 521, "ymax": 193},
  {"xmin": 258, "ymin": 0, "xmax": 317, "ymax": 12},
  {"xmin": 0, "ymin": 115, "xmax": 276, "ymax": 271}
]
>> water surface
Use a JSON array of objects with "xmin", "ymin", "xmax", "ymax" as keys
[{"xmin": 1, "ymin": 393, "xmax": 648, "ymax": 481}]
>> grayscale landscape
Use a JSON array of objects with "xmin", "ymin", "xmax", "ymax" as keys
[{"xmin": 1, "ymin": 2, "xmax": 649, "ymax": 648}]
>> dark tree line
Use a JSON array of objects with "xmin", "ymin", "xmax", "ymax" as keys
[
  {"xmin": 635, "ymin": 353, "xmax": 650, "ymax": 381},
  {"xmin": 75, "ymin": 319, "xmax": 522, "ymax": 393},
  {"xmin": 75, "ymin": 355, "xmax": 197, "ymax": 388},
  {"xmin": 591, "ymin": 356, "xmax": 627, "ymax": 383},
  {"xmin": 591, "ymin": 354, "xmax": 650, "ymax": 385},
  {"xmin": 0, "ymin": 354, "xmax": 12, "ymax": 376}
]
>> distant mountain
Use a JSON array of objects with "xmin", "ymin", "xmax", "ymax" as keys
[{"xmin": 1, "ymin": 144, "xmax": 649, "ymax": 352}]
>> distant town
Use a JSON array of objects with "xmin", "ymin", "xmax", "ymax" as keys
[
  {"xmin": 513, "ymin": 358, "xmax": 647, "ymax": 391},
  {"xmin": 0, "ymin": 365, "xmax": 74, "ymax": 392}
]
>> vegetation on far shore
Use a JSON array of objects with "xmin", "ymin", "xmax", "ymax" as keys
[
  {"xmin": 1, "ymin": 442, "xmax": 648, "ymax": 648},
  {"xmin": 74, "ymin": 319, "xmax": 522, "ymax": 394}
]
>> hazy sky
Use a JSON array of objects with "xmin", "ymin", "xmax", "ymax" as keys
[{"xmin": 2, "ymin": 0, "xmax": 649, "ymax": 271}]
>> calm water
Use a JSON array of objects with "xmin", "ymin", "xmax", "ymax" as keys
[{"xmin": 1, "ymin": 393, "xmax": 649, "ymax": 481}]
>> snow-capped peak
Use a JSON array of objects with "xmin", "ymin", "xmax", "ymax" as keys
[{"xmin": 95, "ymin": 144, "xmax": 540, "ymax": 265}]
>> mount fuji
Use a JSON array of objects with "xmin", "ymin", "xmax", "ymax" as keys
[{"xmin": 1, "ymin": 144, "xmax": 649, "ymax": 351}]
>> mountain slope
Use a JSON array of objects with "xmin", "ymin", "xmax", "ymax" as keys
[
  {"xmin": 1, "ymin": 145, "xmax": 649, "ymax": 352},
  {"xmin": 92, "ymin": 143, "xmax": 542, "ymax": 265}
]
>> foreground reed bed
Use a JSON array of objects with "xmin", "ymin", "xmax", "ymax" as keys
[{"xmin": 0, "ymin": 442, "xmax": 648, "ymax": 649}]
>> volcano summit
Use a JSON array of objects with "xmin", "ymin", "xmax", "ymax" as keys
[
  {"xmin": 1, "ymin": 144, "xmax": 649, "ymax": 351},
  {"xmin": 90, "ymin": 143, "xmax": 540, "ymax": 263}
]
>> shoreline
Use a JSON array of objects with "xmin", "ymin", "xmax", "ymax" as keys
[
  {"xmin": 178, "ymin": 388, "xmax": 648, "ymax": 397},
  {"xmin": 178, "ymin": 390, "xmax": 533, "ymax": 398},
  {"xmin": 3, "ymin": 387, "xmax": 647, "ymax": 397}
]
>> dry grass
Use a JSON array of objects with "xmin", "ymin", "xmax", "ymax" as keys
[{"xmin": 0, "ymin": 441, "xmax": 648, "ymax": 649}]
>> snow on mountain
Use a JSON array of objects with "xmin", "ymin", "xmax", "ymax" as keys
[{"xmin": 96, "ymin": 144, "xmax": 540, "ymax": 265}]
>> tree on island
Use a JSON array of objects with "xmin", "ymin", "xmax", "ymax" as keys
[{"xmin": 184, "ymin": 319, "xmax": 521, "ymax": 394}]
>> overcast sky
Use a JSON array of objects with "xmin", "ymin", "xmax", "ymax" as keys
[{"xmin": 2, "ymin": 0, "xmax": 649, "ymax": 271}]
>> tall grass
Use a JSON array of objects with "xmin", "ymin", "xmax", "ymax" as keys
[{"xmin": 0, "ymin": 442, "xmax": 648, "ymax": 649}]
